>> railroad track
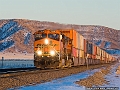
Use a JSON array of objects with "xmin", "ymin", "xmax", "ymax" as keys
[
  {"xmin": 0, "ymin": 63, "xmax": 116, "ymax": 90},
  {"xmin": 0, "ymin": 66, "xmax": 81, "ymax": 78},
  {"xmin": 0, "ymin": 67, "xmax": 37, "ymax": 74},
  {"xmin": 0, "ymin": 63, "xmax": 113, "ymax": 78},
  {"xmin": 0, "ymin": 67, "xmax": 64, "ymax": 74}
]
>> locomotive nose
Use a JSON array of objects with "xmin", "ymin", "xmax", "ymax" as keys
[{"xmin": 44, "ymin": 38, "xmax": 49, "ymax": 44}]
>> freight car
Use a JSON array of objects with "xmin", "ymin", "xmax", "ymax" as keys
[{"xmin": 34, "ymin": 29, "xmax": 116, "ymax": 68}]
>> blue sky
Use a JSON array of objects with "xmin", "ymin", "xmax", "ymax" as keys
[{"xmin": 0, "ymin": 0, "xmax": 120, "ymax": 29}]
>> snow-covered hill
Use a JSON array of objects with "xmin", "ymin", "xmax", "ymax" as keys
[{"xmin": 0, "ymin": 19, "xmax": 120, "ymax": 57}]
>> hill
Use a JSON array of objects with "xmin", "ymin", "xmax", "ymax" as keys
[{"xmin": 0, "ymin": 19, "xmax": 120, "ymax": 58}]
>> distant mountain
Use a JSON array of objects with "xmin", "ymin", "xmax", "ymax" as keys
[{"xmin": 0, "ymin": 19, "xmax": 120, "ymax": 58}]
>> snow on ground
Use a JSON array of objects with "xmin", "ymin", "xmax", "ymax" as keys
[
  {"xmin": 0, "ymin": 60, "xmax": 34, "ymax": 69},
  {"xmin": 15, "ymin": 63, "xmax": 120, "ymax": 90},
  {"xmin": 17, "ymin": 68, "xmax": 101, "ymax": 90},
  {"xmin": 0, "ymin": 53, "xmax": 34, "ymax": 59},
  {"xmin": 100, "ymin": 63, "xmax": 120, "ymax": 88}
]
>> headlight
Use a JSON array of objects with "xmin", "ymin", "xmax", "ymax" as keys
[
  {"xmin": 37, "ymin": 50, "xmax": 42, "ymax": 56},
  {"xmin": 50, "ymin": 50, "xmax": 55, "ymax": 56},
  {"xmin": 45, "ymin": 39, "xmax": 49, "ymax": 44}
]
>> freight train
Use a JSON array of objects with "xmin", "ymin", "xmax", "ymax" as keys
[{"xmin": 34, "ymin": 29, "xmax": 116, "ymax": 68}]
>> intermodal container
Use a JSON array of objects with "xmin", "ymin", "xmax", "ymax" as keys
[
  {"xmin": 72, "ymin": 47, "xmax": 77, "ymax": 57},
  {"xmin": 76, "ymin": 32, "xmax": 80, "ymax": 57},
  {"xmin": 96, "ymin": 55, "xmax": 100, "ymax": 60},
  {"xmin": 105, "ymin": 52, "xmax": 107, "ymax": 62},
  {"xmin": 103, "ymin": 50, "xmax": 105, "ymax": 58},
  {"xmin": 61, "ymin": 29, "xmax": 71, "ymax": 39},
  {"xmin": 97, "ymin": 46, "xmax": 100, "ymax": 56},
  {"xmin": 61, "ymin": 29, "xmax": 77, "ymax": 48},
  {"xmin": 87, "ymin": 54, "xmax": 92, "ymax": 59},
  {"xmin": 79, "ymin": 50, "xmax": 85, "ymax": 65},
  {"xmin": 93, "ymin": 45, "xmax": 97, "ymax": 55},
  {"xmin": 80, "ymin": 35, "xmax": 84, "ymax": 50},
  {"xmin": 96, "ymin": 46, "xmax": 100, "ymax": 60},
  {"xmin": 86, "ymin": 41, "xmax": 93, "ymax": 54},
  {"xmin": 102, "ymin": 50, "xmax": 105, "ymax": 61},
  {"xmin": 80, "ymin": 50, "xmax": 84, "ymax": 59},
  {"xmin": 84, "ymin": 39, "xmax": 87, "ymax": 53},
  {"xmin": 99, "ymin": 49, "xmax": 102, "ymax": 61},
  {"xmin": 92, "ymin": 45, "xmax": 97, "ymax": 59},
  {"xmin": 72, "ymin": 30, "xmax": 77, "ymax": 48},
  {"xmin": 92, "ymin": 55, "xmax": 96, "ymax": 60}
]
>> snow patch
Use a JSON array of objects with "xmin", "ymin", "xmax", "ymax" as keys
[
  {"xmin": 0, "ymin": 20, "xmax": 23, "ymax": 41},
  {"xmin": 0, "ymin": 20, "xmax": 16, "ymax": 33},
  {"xmin": 105, "ymin": 49, "xmax": 120, "ymax": 55},
  {"xmin": 0, "ymin": 40, "xmax": 14, "ymax": 52},
  {"xmin": 104, "ymin": 42, "xmax": 111, "ymax": 48},
  {"xmin": 18, "ymin": 68, "xmax": 100, "ymax": 90},
  {"xmin": 24, "ymin": 33, "xmax": 31, "ymax": 45},
  {"xmin": 100, "ymin": 63, "xmax": 120, "ymax": 88},
  {"xmin": 95, "ymin": 40, "xmax": 102, "ymax": 46}
]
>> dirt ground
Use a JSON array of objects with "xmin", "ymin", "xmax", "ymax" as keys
[
  {"xmin": 0, "ymin": 63, "xmax": 115, "ymax": 90},
  {"xmin": 75, "ymin": 64, "xmax": 119, "ymax": 87}
]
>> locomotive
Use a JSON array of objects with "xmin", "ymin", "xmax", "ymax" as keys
[{"xmin": 34, "ymin": 29, "xmax": 116, "ymax": 68}]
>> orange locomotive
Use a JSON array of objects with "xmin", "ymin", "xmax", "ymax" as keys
[{"xmin": 34, "ymin": 29, "xmax": 73, "ymax": 68}]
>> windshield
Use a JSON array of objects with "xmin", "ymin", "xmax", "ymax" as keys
[
  {"xmin": 48, "ymin": 33, "xmax": 59, "ymax": 41},
  {"xmin": 35, "ymin": 33, "xmax": 47, "ymax": 41}
]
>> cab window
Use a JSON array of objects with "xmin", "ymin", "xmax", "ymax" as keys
[
  {"xmin": 48, "ymin": 33, "xmax": 59, "ymax": 41},
  {"xmin": 35, "ymin": 33, "xmax": 47, "ymax": 41}
]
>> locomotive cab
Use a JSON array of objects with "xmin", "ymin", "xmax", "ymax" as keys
[{"xmin": 34, "ymin": 30, "xmax": 61, "ymax": 68}]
